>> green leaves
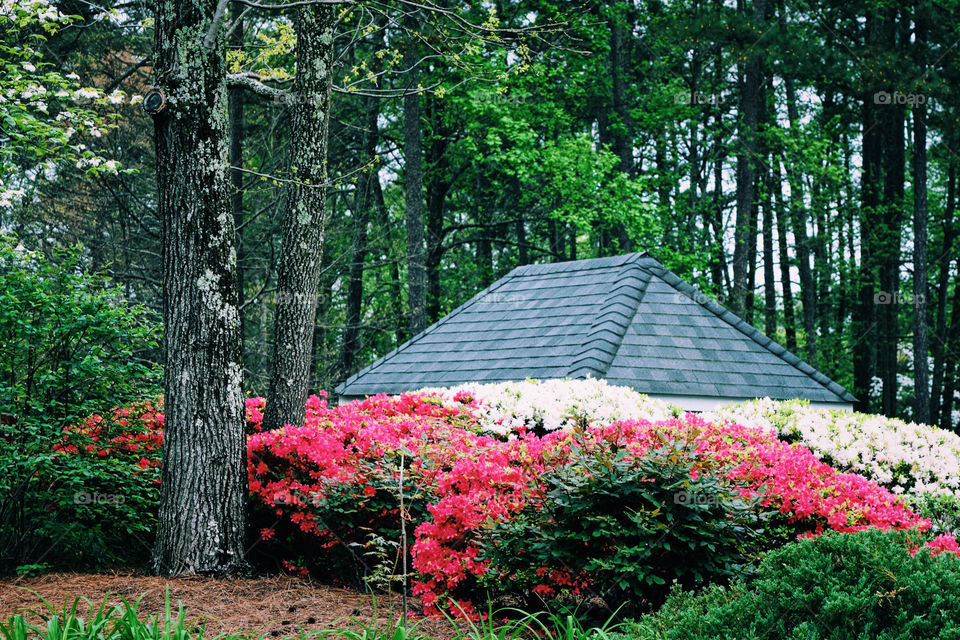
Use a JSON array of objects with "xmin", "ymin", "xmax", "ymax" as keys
[
  {"xmin": 479, "ymin": 437, "xmax": 769, "ymax": 617},
  {"xmin": 0, "ymin": 234, "xmax": 161, "ymax": 571}
]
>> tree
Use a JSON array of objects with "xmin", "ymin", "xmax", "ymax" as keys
[
  {"xmin": 147, "ymin": 0, "xmax": 247, "ymax": 574},
  {"xmin": 261, "ymin": 3, "xmax": 336, "ymax": 432}
]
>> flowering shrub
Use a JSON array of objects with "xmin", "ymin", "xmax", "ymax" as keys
[
  {"xmin": 49, "ymin": 382, "xmax": 959, "ymax": 618},
  {"xmin": 420, "ymin": 378, "xmax": 675, "ymax": 435},
  {"xmin": 706, "ymin": 398, "xmax": 960, "ymax": 499},
  {"xmin": 243, "ymin": 391, "xmax": 945, "ymax": 618}
]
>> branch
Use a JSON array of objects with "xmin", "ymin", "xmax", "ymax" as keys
[
  {"xmin": 204, "ymin": 0, "xmax": 231, "ymax": 49},
  {"xmin": 104, "ymin": 58, "xmax": 151, "ymax": 94},
  {"xmin": 226, "ymin": 73, "xmax": 290, "ymax": 101}
]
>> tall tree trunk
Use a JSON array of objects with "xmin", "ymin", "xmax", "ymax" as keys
[
  {"xmin": 762, "ymin": 156, "xmax": 776, "ymax": 338},
  {"xmin": 403, "ymin": 16, "xmax": 427, "ymax": 336},
  {"xmin": 932, "ymin": 159, "xmax": 956, "ymax": 422},
  {"xmin": 150, "ymin": 0, "xmax": 246, "ymax": 575},
  {"xmin": 911, "ymin": 8, "xmax": 930, "ymax": 424},
  {"xmin": 262, "ymin": 4, "xmax": 335, "ymax": 431},
  {"xmin": 731, "ymin": 0, "xmax": 768, "ymax": 318},
  {"xmin": 783, "ymin": 77, "xmax": 817, "ymax": 362},
  {"xmin": 853, "ymin": 13, "xmax": 885, "ymax": 412},
  {"xmin": 229, "ymin": 4, "xmax": 245, "ymax": 364},
  {"xmin": 341, "ymin": 95, "xmax": 379, "ymax": 378},
  {"xmin": 774, "ymin": 159, "xmax": 797, "ymax": 352},
  {"xmin": 608, "ymin": 5, "xmax": 633, "ymax": 251},
  {"xmin": 941, "ymin": 282, "xmax": 960, "ymax": 430}
]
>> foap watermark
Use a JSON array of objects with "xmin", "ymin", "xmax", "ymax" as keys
[
  {"xmin": 672, "ymin": 290, "xmax": 727, "ymax": 306},
  {"xmin": 485, "ymin": 292, "xmax": 532, "ymax": 305},
  {"xmin": 74, "ymin": 491, "xmax": 125, "ymax": 505},
  {"xmin": 673, "ymin": 91, "xmax": 724, "ymax": 106},
  {"xmin": 874, "ymin": 91, "xmax": 927, "ymax": 106},
  {"xmin": 674, "ymin": 491, "xmax": 719, "ymax": 506},
  {"xmin": 874, "ymin": 291, "xmax": 926, "ymax": 306}
]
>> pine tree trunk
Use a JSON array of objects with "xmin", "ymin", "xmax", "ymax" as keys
[
  {"xmin": 911, "ymin": 9, "xmax": 930, "ymax": 424},
  {"xmin": 403, "ymin": 16, "xmax": 427, "ymax": 337},
  {"xmin": 341, "ymin": 95, "xmax": 378, "ymax": 378},
  {"xmin": 773, "ymin": 159, "xmax": 797, "ymax": 352},
  {"xmin": 150, "ymin": 0, "xmax": 246, "ymax": 575},
  {"xmin": 931, "ymin": 160, "xmax": 955, "ymax": 421},
  {"xmin": 732, "ymin": 0, "xmax": 768, "ymax": 318},
  {"xmin": 262, "ymin": 4, "xmax": 335, "ymax": 431}
]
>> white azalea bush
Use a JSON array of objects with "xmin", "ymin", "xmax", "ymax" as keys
[
  {"xmin": 706, "ymin": 398, "xmax": 960, "ymax": 500},
  {"xmin": 419, "ymin": 377, "xmax": 676, "ymax": 435}
]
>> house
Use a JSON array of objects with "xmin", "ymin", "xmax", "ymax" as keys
[{"xmin": 335, "ymin": 253, "xmax": 856, "ymax": 410}]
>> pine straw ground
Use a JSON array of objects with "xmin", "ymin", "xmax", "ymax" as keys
[{"xmin": 0, "ymin": 572, "xmax": 463, "ymax": 639}]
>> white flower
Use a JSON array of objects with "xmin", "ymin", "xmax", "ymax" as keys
[
  {"xmin": 129, "ymin": 94, "xmax": 143, "ymax": 105},
  {"xmin": 22, "ymin": 63, "xmax": 36, "ymax": 73},
  {"xmin": 419, "ymin": 378, "xmax": 675, "ymax": 435},
  {"xmin": 76, "ymin": 88, "xmax": 98, "ymax": 100},
  {"xmin": 107, "ymin": 90, "xmax": 124, "ymax": 104}
]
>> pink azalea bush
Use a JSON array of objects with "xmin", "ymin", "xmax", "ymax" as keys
[
  {"xmin": 243, "ymin": 392, "xmax": 949, "ymax": 618},
  {"xmin": 56, "ymin": 388, "xmax": 959, "ymax": 618}
]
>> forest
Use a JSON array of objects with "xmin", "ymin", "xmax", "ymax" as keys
[{"xmin": 3, "ymin": 0, "xmax": 959, "ymax": 430}]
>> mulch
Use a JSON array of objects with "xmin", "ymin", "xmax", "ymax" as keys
[{"xmin": 0, "ymin": 572, "xmax": 465, "ymax": 639}]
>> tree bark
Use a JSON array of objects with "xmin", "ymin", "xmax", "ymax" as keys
[
  {"xmin": 150, "ymin": 0, "xmax": 246, "ymax": 575},
  {"xmin": 262, "ymin": 4, "xmax": 335, "ymax": 432},
  {"xmin": 229, "ymin": 3, "xmax": 245, "ymax": 351},
  {"xmin": 341, "ymin": 94, "xmax": 379, "ymax": 378},
  {"xmin": 403, "ymin": 15, "xmax": 427, "ymax": 337},
  {"xmin": 911, "ymin": 7, "xmax": 930, "ymax": 424},
  {"xmin": 732, "ymin": 0, "xmax": 768, "ymax": 318},
  {"xmin": 773, "ymin": 158, "xmax": 797, "ymax": 352},
  {"xmin": 931, "ymin": 159, "xmax": 956, "ymax": 422}
]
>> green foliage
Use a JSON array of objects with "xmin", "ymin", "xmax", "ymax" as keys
[
  {"xmin": 906, "ymin": 493, "xmax": 960, "ymax": 537},
  {"xmin": 479, "ymin": 435, "xmax": 768, "ymax": 615},
  {"xmin": 624, "ymin": 528, "xmax": 960, "ymax": 640},
  {"xmin": 0, "ymin": 235, "xmax": 161, "ymax": 572}
]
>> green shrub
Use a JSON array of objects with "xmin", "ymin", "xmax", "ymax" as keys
[
  {"xmin": 625, "ymin": 528, "xmax": 960, "ymax": 639},
  {"xmin": 0, "ymin": 235, "xmax": 161, "ymax": 573},
  {"xmin": 478, "ymin": 435, "xmax": 770, "ymax": 616}
]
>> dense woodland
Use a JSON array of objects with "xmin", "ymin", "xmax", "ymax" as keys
[{"xmin": 4, "ymin": 0, "xmax": 960, "ymax": 430}]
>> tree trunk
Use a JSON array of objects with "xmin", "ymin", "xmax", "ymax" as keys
[
  {"xmin": 262, "ymin": 4, "xmax": 335, "ymax": 431},
  {"xmin": 150, "ymin": 0, "xmax": 246, "ymax": 575},
  {"xmin": 731, "ymin": 0, "xmax": 768, "ymax": 318},
  {"xmin": 608, "ymin": 6, "xmax": 633, "ymax": 251},
  {"xmin": 773, "ymin": 158, "xmax": 797, "ymax": 351},
  {"xmin": 229, "ymin": 4, "xmax": 245, "ymax": 362},
  {"xmin": 911, "ymin": 9, "xmax": 930, "ymax": 424},
  {"xmin": 341, "ymin": 94, "xmax": 379, "ymax": 378},
  {"xmin": 783, "ymin": 77, "xmax": 817, "ymax": 363},
  {"xmin": 940, "ymin": 282, "xmax": 960, "ymax": 430},
  {"xmin": 932, "ymin": 159, "xmax": 956, "ymax": 422},
  {"xmin": 403, "ymin": 17, "xmax": 427, "ymax": 337}
]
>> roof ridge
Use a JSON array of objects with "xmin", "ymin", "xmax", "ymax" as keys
[
  {"xmin": 334, "ymin": 271, "xmax": 519, "ymax": 394},
  {"xmin": 512, "ymin": 253, "xmax": 644, "ymax": 276},
  {"xmin": 638, "ymin": 257, "xmax": 856, "ymax": 403},
  {"xmin": 567, "ymin": 262, "xmax": 650, "ymax": 379}
]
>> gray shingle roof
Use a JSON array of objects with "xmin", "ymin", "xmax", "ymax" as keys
[{"xmin": 335, "ymin": 253, "xmax": 856, "ymax": 404}]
